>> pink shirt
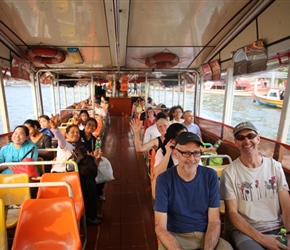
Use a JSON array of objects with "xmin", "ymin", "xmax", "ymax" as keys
[{"xmin": 143, "ymin": 118, "xmax": 156, "ymax": 131}]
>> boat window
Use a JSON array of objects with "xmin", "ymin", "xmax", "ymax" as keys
[{"xmin": 269, "ymin": 92, "xmax": 277, "ymax": 97}]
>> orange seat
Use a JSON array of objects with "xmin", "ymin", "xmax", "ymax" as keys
[
  {"xmin": 37, "ymin": 172, "xmax": 86, "ymax": 248},
  {"xmin": 12, "ymin": 197, "xmax": 82, "ymax": 250},
  {"xmin": 37, "ymin": 172, "xmax": 84, "ymax": 221},
  {"xmin": 0, "ymin": 173, "xmax": 31, "ymax": 229}
]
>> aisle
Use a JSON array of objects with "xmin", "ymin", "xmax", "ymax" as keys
[{"xmin": 86, "ymin": 116, "xmax": 158, "ymax": 249}]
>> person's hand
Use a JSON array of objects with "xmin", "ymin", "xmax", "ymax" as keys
[
  {"xmin": 8, "ymin": 165, "xmax": 17, "ymax": 170},
  {"xmin": 260, "ymin": 234, "xmax": 290, "ymax": 250},
  {"xmin": 93, "ymin": 149, "xmax": 103, "ymax": 165},
  {"xmin": 49, "ymin": 114, "xmax": 60, "ymax": 129},
  {"xmin": 165, "ymin": 140, "xmax": 175, "ymax": 153},
  {"xmin": 129, "ymin": 118, "xmax": 141, "ymax": 133},
  {"xmin": 93, "ymin": 149, "xmax": 103, "ymax": 159}
]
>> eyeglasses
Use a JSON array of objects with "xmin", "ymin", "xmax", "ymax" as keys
[
  {"xmin": 175, "ymin": 148, "xmax": 202, "ymax": 158},
  {"xmin": 235, "ymin": 133, "xmax": 258, "ymax": 141}
]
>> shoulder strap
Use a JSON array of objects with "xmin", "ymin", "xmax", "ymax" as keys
[{"xmin": 21, "ymin": 147, "xmax": 34, "ymax": 160}]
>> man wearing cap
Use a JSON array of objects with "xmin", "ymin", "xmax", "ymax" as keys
[
  {"xmin": 220, "ymin": 121, "xmax": 290, "ymax": 250},
  {"xmin": 154, "ymin": 132, "xmax": 233, "ymax": 250}
]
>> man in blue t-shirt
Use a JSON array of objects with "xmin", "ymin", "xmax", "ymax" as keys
[{"xmin": 154, "ymin": 132, "xmax": 232, "ymax": 250}]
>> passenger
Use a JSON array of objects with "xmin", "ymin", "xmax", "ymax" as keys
[
  {"xmin": 154, "ymin": 132, "xmax": 233, "ymax": 250},
  {"xmin": 0, "ymin": 125, "xmax": 38, "ymax": 174},
  {"xmin": 170, "ymin": 105, "xmax": 184, "ymax": 123},
  {"xmin": 133, "ymin": 83, "xmax": 138, "ymax": 94},
  {"xmin": 23, "ymin": 119, "xmax": 53, "ymax": 161},
  {"xmin": 153, "ymin": 123, "xmax": 187, "ymax": 178},
  {"xmin": 220, "ymin": 121, "xmax": 290, "ymax": 250},
  {"xmin": 38, "ymin": 115, "xmax": 54, "ymax": 138},
  {"xmin": 49, "ymin": 115, "xmax": 101, "ymax": 225},
  {"xmin": 94, "ymin": 99, "xmax": 106, "ymax": 120},
  {"xmin": 143, "ymin": 112, "xmax": 168, "ymax": 143},
  {"xmin": 146, "ymin": 96, "xmax": 156, "ymax": 108},
  {"xmin": 74, "ymin": 109, "xmax": 89, "ymax": 130},
  {"xmin": 78, "ymin": 118, "xmax": 108, "ymax": 203},
  {"xmin": 182, "ymin": 110, "xmax": 201, "ymax": 137},
  {"xmin": 143, "ymin": 107, "xmax": 157, "ymax": 132},
  {"xmin": 130, "ymin": 118, "xmax": 169, "ymax": 153}
]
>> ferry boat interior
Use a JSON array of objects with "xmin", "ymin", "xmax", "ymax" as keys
[{"xmin": 0, "ymin": 0, "xmax": 290, "ymax": 249}]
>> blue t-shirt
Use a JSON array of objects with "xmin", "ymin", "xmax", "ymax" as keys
[
  {"xmin": 0, "ymin": 141, "xmax": 38, "ymax": 174},
  {"xmin": 154, "ymin": 165, "xmax": 220, "ymax": 234}
]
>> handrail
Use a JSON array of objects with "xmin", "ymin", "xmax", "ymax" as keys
[
  {"xmin": 38, "ymin": 148, "xmax": 58, "ymax": 152},
  {"xmin": 0, "ymin": 160, "xmax": 78, "ymax": 172},
  {"xmin": 0, "ymin": 181, "xmax": 74, "ymax": 198}
]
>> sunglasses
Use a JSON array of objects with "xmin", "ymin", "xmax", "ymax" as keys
[
  {"xmin": 235, "ymin": 133, "xmax": 258, "ymax": 141},
  {"xmin": 175, "ymin": 148, "xmax": 202, "ymax": 158}
]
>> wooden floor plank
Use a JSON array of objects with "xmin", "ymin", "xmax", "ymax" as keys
[{"xmin": 87, "ymin": 116, "xmax": 158, "ymax": 249}]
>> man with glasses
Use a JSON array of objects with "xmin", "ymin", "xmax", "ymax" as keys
[
  {"xmin": 220, "ymin": 121, "xmax": 290, "ymax": 250},
  {"xmin": 154, "ymin": 132, "xmax": 233, "ymax": 250}
]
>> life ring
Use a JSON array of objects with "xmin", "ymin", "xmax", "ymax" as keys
[
  {"xmin": 145, "ymin": 52, "xmax": 179, "ymax": 69},
  {"xmin": 26, "ymin": 47, "xmax": 66, "ymax": 64},
  {"xmin": 120, "ymin": 75, "xmax": 128, "ymax": 91}
]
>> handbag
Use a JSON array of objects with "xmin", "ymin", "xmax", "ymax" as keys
[
  {"xmin": 95, "ymin": 157, "xmax": 114, "ymax": 184},
  {"xmin": 12, "ymin": 148, "xmax": 39, "ymax": 177}
]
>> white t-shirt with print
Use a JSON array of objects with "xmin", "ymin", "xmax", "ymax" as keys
[{"xmin": 220, "ymin": 156, "xmax": 289, "ymax": 232}]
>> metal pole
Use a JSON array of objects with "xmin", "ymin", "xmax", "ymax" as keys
[{"xmin": 0, "ymin": 70, "xmax": 10, "ymax": 132}]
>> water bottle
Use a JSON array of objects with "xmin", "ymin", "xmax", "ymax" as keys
[
  {"xmin": 95, "ymin": 137, "xmax": 102, "ymax": 150},
  {"xmin": 213, "ymin": 139, "xmax": 221, "ymax": 149},
  {"xmin": 276, "ymin": 228, "xmax": 288, "ymax": 249}
]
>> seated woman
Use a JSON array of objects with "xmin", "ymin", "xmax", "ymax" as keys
[
  {"xmin": 23, "ymin": 119, "xmax": 53, "ymax": 161},
  {"xmin": 38, "ymin": 115, "xmax": 54, "ymax": 138},
  {"xmin": 73, "ymin": 109, "xmax": 89, "ymax": 130},
  {"xmin": 0, "ymin": 125, "xmax": 38, "ymax": 174},
  {"xmin": 79, "ymin": 118, "xmax": 111, "ymax": 202},
  {"xmin": 143, "ymin": 107, "xmax": 157, "ymax": 132},
  {"xmin": 49, "ymin": 115, "xmax": 101, "ymax": 225},
  {"xmin": 130, "ymin": 118, "xmax": 169, "ymax": 152}
]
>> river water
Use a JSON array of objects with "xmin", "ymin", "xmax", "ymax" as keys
[{"xmin": 1, "ymin": 85, "xmax": 289, "ymax": 144}]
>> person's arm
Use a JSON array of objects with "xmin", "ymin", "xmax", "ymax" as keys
[
  {"xmin": 49, "ymin": 114, "xmax": 66, "ymax": 149},
  {"xmin": 225, "ymin": 199, "xmax": 287, "ymax": 249},
  {"xmin": 0, "ymin": 149, "xmax": 8, "ymax": 171},
  {"xmin": 204, "ymin": 207, "xmax": 221, "ymax": 250},
  {"xmin": 196, "ymin": 125, "xmax": 202, "ymax": 138},
  {"xmin": 130, "ymin": 118, "xmax": 158, "ymax": 152},
  {"xmin": 153, "ymin": 142, "xmax": 174, "ymax": 178},
  {"xmin": 155, "ymin": 211, "xmax": 183, "ymax": 250}
]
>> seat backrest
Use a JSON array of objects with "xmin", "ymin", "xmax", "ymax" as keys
[
  {"xmin": 37, "ymin": 172, "xmax": 84, "ymax": 221},
  {"xmin": 0, "ymin": 174, "xmax": 30, "ymax": 205},
  {"xmin": 149, "ymin": 148, "xmax": 156, "ymax": 179},
  {"xmin": 0, "ymin": 199, "xmax": 8, "ymax": 250},
  {"xmin": 12, "ymin": 197, "xmax": 81, "ymax": 250}
]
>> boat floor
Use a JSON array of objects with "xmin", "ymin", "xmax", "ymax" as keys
[{"xmin": 86, "ymin": 116, "xmax": 158, "ymax": 249}]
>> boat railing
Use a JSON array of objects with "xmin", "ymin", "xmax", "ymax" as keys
[
  {"xmin": 197, "ymin": 116, "xmax": 290, "ymax": 174},
  {"xmin": 0, "ymin": 181, "xmax": 74, "ymax": 198},
  {"xmin": 0, "ymin": 160, "xmax": 79, "ymax": 177}
]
